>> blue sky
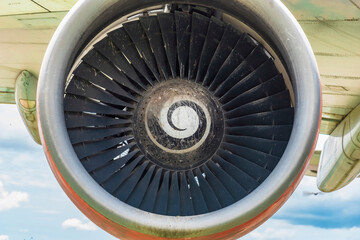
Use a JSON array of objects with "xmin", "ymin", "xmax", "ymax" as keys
[{"xmin": 0, "ymin": 104, "xmax": 360, "ymax": 240}]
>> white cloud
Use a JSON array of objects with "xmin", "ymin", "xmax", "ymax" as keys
[
  {"xmin": 269, "ymin": 176, "xmax": 360, "ymax": 228},
  {"xmin": 0, "ymin": 105, "xmax": 52, "ymax": 191},
  {"xmin": 62, "ymin": 218, "xmax": 98, "ymax": 231},
  {"xmin": 0, "ymin": 235, "xmax": 9, "ymax": 240},
  {"xmin": 243, "ymin": 219, "xmax": 360, "ymax": 240},
  {"xmin": 240, "ymin": 177, "xmax": 360, "ymax": 239},
  {"xmin": 250, "ymin": 225, "xmax": 295, "ymax": 239},
  {"xmin": 279, "ymin": 176, "xmax": 360, "ymax": 210},
  {"xmin": 0, "ymin": 175, "xmax": 10, "ymax": 181},
  {"xmin": 0, "ymin": 148, "xmax": 55, "ymax": 189},
  {"xmin": 0, "ymin": 181, "xmax": 28, "ymax": 212}
]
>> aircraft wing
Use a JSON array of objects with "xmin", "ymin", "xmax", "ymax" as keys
[
  {"xmin": 282, "ymin": 0, "xmax": 360, "ymax": 176},
  {"xmin": 284, "ymin": 0, "xmax": 360, "ymax": 135},
  {"xmin": 0, "ymin": 0, "xmax": 77, "ymax": 104},
  {"xmin": 0, "ymin": 0, "xmax": 359, "ymax": 176}
]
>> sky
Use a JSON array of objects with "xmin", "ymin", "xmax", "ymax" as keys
[{"xmin": 0, "ymin": 104, "xmax": 360, "ymax": 240}]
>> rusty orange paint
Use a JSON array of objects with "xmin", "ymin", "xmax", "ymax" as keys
[
  {"xmin": 40, "ymin": 133, "xmax": 318, "ymax": 240},
  {"xmin": 37, "ymin": 78, "xmax": 322, "ymax": 239},
  {"xmin": 39, "ymin": 124, "xmax": 320, "ymax": 240}
]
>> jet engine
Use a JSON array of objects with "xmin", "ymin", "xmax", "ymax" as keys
[{"xmin": 37, "ymin": 0, "xmax": 321, "ymax": 239}]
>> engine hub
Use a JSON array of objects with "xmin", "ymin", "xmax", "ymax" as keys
[{"xmin": 133, "ymin": 80, "xmax": 224, "ymax": 170}]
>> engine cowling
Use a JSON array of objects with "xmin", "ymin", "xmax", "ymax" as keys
[{"xmin": 37, "ymin": 0, "xmax": 321, "ymax": 239}]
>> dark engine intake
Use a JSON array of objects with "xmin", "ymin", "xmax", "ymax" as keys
[{"xmin": 37, "ymin": 0, "xmax": 321, "ymax": 239}]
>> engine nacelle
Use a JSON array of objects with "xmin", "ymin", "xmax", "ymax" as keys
[
  {"xmin": 37, "ymin": 0, "xmax": 321, "ymax": 239},
  {"xmin": 318, "ymin": 103, "xmax": 360, "ymax": 192}
]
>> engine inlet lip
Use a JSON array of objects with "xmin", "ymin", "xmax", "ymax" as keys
[{"xmin": 38, "ymin": 0, "xmax": 321, "ymax": 238}]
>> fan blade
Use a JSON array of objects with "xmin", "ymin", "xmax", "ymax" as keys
[
  {"xmin": 83, "ymin": 144, "xmax": 136, "ymax": 173},
  {"xmin": 73, "ymin": 135, "xmax": 133, "ymax": 159},
  {"xmin": 74, "ymin": 63, "xmax": 138, "ymax": 101},
  {"xmin": 213, "ymin": 155, "xmax": 259, "ymax": 192},
  {"xmin": 64, "ymin": 95, "xmax": 132, "ymax": 117},
  {"xmin": 202, "ymin": 25, "xmax": 241, "ymax": 86},
  {"xmin": 218, "ymin": 58, "xmax": 278, "ymax": 102},
  {"xmin": 218, "ymin": 148, "xmax": 270, "ymax": 183},
  {"xmin": 207, "ymin": 160, "xmax": 248, "ymax": 200},
  {"xmin": 188, "ymin": 170, "xmax": 208, "ymax": 215},
  {"xmin": 66, "ymin": 77, "xmax": 134, "ymax": 108},
  {"xmin": 158, "ymin": 13, "xmax": 177, "ymax": 78},
  {"xmin": 82, "ymin": 49, "xmax": 142, "ymax": 94},
  {"xmin": 65, "ymin": 112, "xmax": 131, "ymax": 129},
  {"xmin": 123, "ymin": 21, "xmax": 161, "ymax": 81},
  {"xmin": 109, "ymin": 28, "xmax": 154, "ymax": 86},
  {"xmin": 126, "ymin": 164, "xmax": 156, "ymax": 207},
  {"xmin": 209, "ymin": 34, "xmax": 256, "ymax": 91},
  {"xmin": 225, "ymin": 125, "xmax": 293, "ymax": 141},
  {"xmin": 195, "ymin": 168, "xmax": 221, "ymax": 211},
  {"xmin": 140, "ymin": 168, "xmax": 162, "ymax": 212},
  {"xmin": 114, "ymin": 160, "xmax": 150, "ymax": 201},
  {"xmin": 225, "ymin": 91, "xmax": 291, "ymax": 119},
  {"xmin": 223, "ymin": 74, "xmax": 285, "ymax": 111},
  {"xmin": 168, "ymin": 172, "xmax": 181, "ymax": 216},
  {"xmin": 222, "ymin": 143, "xmax": 280, "ymax": 170},
  {"xmin": 153, "ymin": 171, "xmax": 170, "ymax": 215},
  {"xmin": 224, "ymin": 135, "xmax": 288, "ymax": 157},
  {"xmin": 102, "ymin": 155, "xmax": 144, "ymax": 193},
  {"xmin": 226, "ymin": 108, "xmax": 294, "ymax": 127},
  {"xmin": 175, "ymin": 11, "xmax": 191, "ymax": 78},
  {"xmin": 140, "ymin": 16, "xmax": 170, "ymax": 80},
  {"xmin": 67, "ymin": 127, "xmax": 132, "ymax": 144},
  {"xmin": 201, "ymin": 164, "xmax": 234, "ymax": 207},
  {"xmin": 188, "ymin": 12, "xmax": 209, "ymax": 80},
  {"xmin": 195, "ymin": 17, "xmax": 225, "ymax": 83},
  {"xmin": 179, "ymin": 172, "xmax": 194, "ymax": 216},
  {"xmin": 94, "ymin": 37, "xmax": 147, "ymax": 90}
]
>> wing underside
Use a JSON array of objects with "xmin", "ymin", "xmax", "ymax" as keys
[{"xmin": 0, "ymin": 0, "xmax": 76, "ymax": 103}]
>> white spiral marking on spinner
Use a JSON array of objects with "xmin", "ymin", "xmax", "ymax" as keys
[
  {"xmin": 145, "ymin": 96, "xmax": 212, "ymax": 154},
  {"xmin": 159, "ymin": 105, "xmax": 200, "ymax": 139}
]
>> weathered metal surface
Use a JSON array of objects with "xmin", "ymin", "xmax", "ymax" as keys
[
  {"xmin": 0, "ymin": 0, "xmax": 77, "ymax": 16},
  {"xmin": 0, "ymin": 11, "xmax": 67, "ymax": 92},
  {"xmin": 0, "ymin": 0, "xmax": 45, "ymax": 16},
  {"xmin": 0, "ymin": 87, "xmax": 15, "ymax": 104},
  {"xmin": 283, "ymin": 0, "xmax": 360, "ymax": 20},
  {"xmin": 305, "ymin": 150, "xmax": 321, "ymax": 177},
  {"xmin": 317, "ymin": 103, "xmax": 360, "ymax": 191},
  {"xmin": 34, "ymin": 0, "xmax": 78, "ymax": 12},
  {"xmin": 0, "ymin": 2, "xmax": 70, "ymax": 96},
  {"xmin": 282, "ymin": 0, "xmax": 360, "ymax": 135},
  {"xmin": 15, "ymin": 70, "xmax": 41, "ymax": 144}
]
